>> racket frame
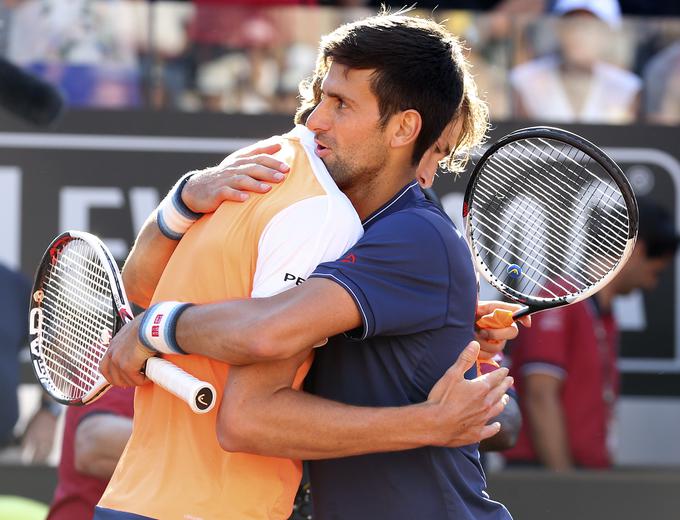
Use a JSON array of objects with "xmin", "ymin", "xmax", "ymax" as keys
[
  {"xmin": 29, "ymin": 230, "xmax": 216, "ymax": 414},
  {"xmin": 463, "ymin": 126, "xmax": 639, "ymax": 319},
  {"xmin": 29, "ymin": 230, "xmax": 130, "ymax": 406}
]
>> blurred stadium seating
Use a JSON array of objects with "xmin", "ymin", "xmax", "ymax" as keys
[{"xmin": 0, "ymin": 2, "xmax": 678, "ymax": 519}]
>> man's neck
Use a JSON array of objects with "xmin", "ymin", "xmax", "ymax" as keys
[{"xmin": 344, "ymin": 171, "xmax": 415, "ymax": 221}]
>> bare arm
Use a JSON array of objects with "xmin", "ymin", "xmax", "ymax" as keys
[
  {"xmin": 74, "ymin": 414, "xmax": 133, "ymax": 479},
  {"xmin": 122, "ymin": 140, "xmax": 290, "ymax": 308},
  {"xmin": 218, "ymin": 342, "xmax": 513, "ymax": 459},
  {"xmin": 524, "ymin": 372, "xmax": 573, "ymax": 471},
  {"xmin": 122, "ymin": 212, "xmax": 180, "ymax": 308},
  {"xmin": 178, "ymin": 278, "xmax": 359, "ymax": 364},
  {"xmin": 101, "ymin": 285, "xmax": 532, "ymax": 388},
  {"xmin": 20, "ymin": 400, "xmax": 58, "ymax": 463}
]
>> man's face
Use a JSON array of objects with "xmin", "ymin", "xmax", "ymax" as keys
[
  {"xmin": 614, "ymin": 242, "xmax": 674, "ymax": 294},
  {"xmin": 558, "ymin": 12, "xmax": 607, "ymax": 69},
  {"xmin": 305, "ymin": 62, "xmax": 390, "ymax": 192},
  {"xmin": 415, "ymin": 118, "xmax": 463, "ymax": 189}
]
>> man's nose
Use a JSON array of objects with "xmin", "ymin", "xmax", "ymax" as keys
[{"xmin": 305, "ymin": 100, "xmax": 330, "ymax": 133}]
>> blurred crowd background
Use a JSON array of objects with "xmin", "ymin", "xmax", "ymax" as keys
[
  {"xmin": 0, "ymin": 0, "xmax": 678, "ymax": 124},
  {"xmin": 0, "ymin": 1, "xmax": 679, "ymax": 519}
]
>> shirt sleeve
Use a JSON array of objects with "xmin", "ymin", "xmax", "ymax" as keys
[
  {"xmin": 251, "ymin": 195, "xmax": 362, "ymax": 298},
  {"xmin": 77, "ymin": 387, "xmax": 135, "ymax": 425},
  {"xmin": 516, "ymin": 306, "xmax": 571, "ymax": 380},
  {"xmin": 310, "ymin": 211, "xmax": 459, "ymax": 339}
]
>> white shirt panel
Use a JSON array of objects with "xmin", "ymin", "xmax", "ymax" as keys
[
  {"xmin": 251, "ymin": 195, "xmax": 362, "ymax": 298},
  {"xmin": 251, "ymin": 124, "xmax": 363, "ymax": 298}
]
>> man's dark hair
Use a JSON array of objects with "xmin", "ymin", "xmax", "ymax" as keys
[
  {"xmin": 637, "ymin": 197, "xmax": 680, "ymax": 258},
  {"xmin": 295, "ymin": 13, "xmax": 488, "ymax": 169}
]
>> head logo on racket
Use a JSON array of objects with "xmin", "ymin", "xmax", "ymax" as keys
[{"xmin": 506, "ymin": 264, "xmax": 523, "ymax": 279}]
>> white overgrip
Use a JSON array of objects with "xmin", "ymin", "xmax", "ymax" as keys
[{"xmin": 145, "ymin": 357, "xmax": 216, "ymax": 414}]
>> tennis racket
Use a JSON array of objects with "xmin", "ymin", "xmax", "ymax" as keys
[
  {"xmin": 464, "ymin": 126, "xmax": 638, "ymax": 329},
  {"xmin": 28, "ymin": 230, "xmax": 216, "ymax": 414}
]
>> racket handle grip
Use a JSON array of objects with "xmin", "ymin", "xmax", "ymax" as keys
[
  {"xmin": 145, "ymin": 357, "xmax": 216, "ymax": 414},
  {"xmin": 476, "ymin": 308, "xmax": 515, "ymax": 329}
]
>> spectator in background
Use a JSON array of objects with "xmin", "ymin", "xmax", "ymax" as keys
[
  {"xmin": 4, "ymin": 0, "xmax": 141, "ymax": 109},
  {"xmin": 46, "ymin": 387, "xmax": 133, "ymax": 520},
  {"xmin": 0, "ymin": 263, "xmax": 59, "ymax": 464},
  {"xmin": 643, "ymin": 41, "xmax": 680, "ymax": 125},
  {"xmin": 510, "ymin": 0, "xmax": 641, "ymax": 123},
  {"xmin": 504, "ymin": 198, "xmax": 680, "ymax": 470}
]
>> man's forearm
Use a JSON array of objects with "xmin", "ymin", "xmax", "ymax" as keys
[
  {"xmin": 122, "ymin": 211, "xmax": 179, "ymax": 308},
  {"xmin": 217, "ymin": 345, "xmax": 511, "ymax": 460},
  {"xmin": 526, "ymin": 386, "xmax": 572, "ymax": 470},
  {"xmin": 220, "ymin": 387, "xmax": 440, "ymax": 459},
  {"xmin": 177, "ymin": 278, "xmax": 362, "ymax": 365},
  {"xmin": 74, "ymin": 414, "xmax": 133, "ymax": 479}
]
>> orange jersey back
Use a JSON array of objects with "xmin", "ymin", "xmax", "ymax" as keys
[{"xmin": 99, "ymin": 126, "xmax": 362, "ymax": 520}]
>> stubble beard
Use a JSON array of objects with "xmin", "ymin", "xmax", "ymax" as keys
[{"xmin": 324, "ymin": 148, "xmax": 386, "ymax": 195}]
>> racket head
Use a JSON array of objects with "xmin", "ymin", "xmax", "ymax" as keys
[
  {"xmin": 28, "ymin": 231, "xmax": 132, "ymax": 405},
  {"xmin": 463, "ymin": 126, "xmax": 638, "ymax": 315}
]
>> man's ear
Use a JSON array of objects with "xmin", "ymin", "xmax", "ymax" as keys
[{"xmin": 389, "ymin": 109, "xmax": 421, "ymax": 150}]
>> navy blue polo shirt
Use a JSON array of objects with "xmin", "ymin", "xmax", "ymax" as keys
[{"xmin": 306, "ymin": 182, "xmax": 511, "ymax": 520}]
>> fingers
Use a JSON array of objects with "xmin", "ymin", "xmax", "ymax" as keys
[
  {"xmin": 476, "ymin": 300, "xmax": 522, "ymax": 316},
  {"xmin": 184, "ymin": 159, "xmax": 289, "ymax": 211},
  {"xmin": 484, "ymin": 375, "xmax": 514, "ymax": 409},
  {"xmin": 216, "ymin": 177, "xmax": 272, "ymax": 202},
  {"xmin": 477, "ymin": 322, "xmax": 519, "ymax": 342},
  {"xmin": 230, "ymin": 154, "xmax": 290, "ymax": 177},
  {"xmin": 477, "ymin": 365, "xmax": 509, "ymax": 389},
  {"xmin": 479, "ymin": 421, "xmax": 502, "ymax": 441},
  {"xmin": 99, "ymin": 350, "xmax": 148, "ymax": 388},
  {"xmin": 218, "ymin": 166, "xmax": 287, "ymax": 192},
  {"xmin": 230, "ymin": 138, "xmax": 282, "ymax": 159},
  {"xmin": 450, "ymin": 341, "xmax": 481, "ymax": 378}
]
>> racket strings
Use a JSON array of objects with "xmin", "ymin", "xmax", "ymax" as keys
[
  {"xmin": 476, "ymin": 170, "xmax": 620, "ymax": 284},
  {"xmin": 473, "ymin": 190, "xmax": 624, "ymax": 296},
  {"xmin": 532, "ymin": 140, "xmax": 629, "ymax": 240},
  {"xmin": 471, "ymin": 207, "xmax": 594, "ymax": 292},
  {"xmin": 543, "ymin": 144, "xmax": 629, "ymax": 251},
  {"xmin": 470, "ymin": 137, "xmax": 630, "ymax": 301},
  {"xmin": 45, "ymin": 252, "xmax": 113, "ymax": 355},
  {"xmin": 48, "ymin": 261, "xmax": 114, "ymax": 326},
  {"xmin": 38, "ymin": 239, "xmax": 115, "ymax": 399},
  {"xmin": 493, "ymin": 142, "xmax": 628, "ymax": 256},
  {"xmin": 536, "ymin": 139, "xmax": 629, "ymax": 222},
  {"xmin": 469, "ymin": 222, "xmax": 563, "ymax": 299},
  {"xmin": 476, "ymin": 162, "xmax": 620, "ymax": 283}
]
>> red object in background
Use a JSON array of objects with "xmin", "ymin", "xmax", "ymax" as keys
[
  {"xmin": 47, "ymin": 387, "xmax": 135, "ymax": 520},
  {"xmin": 504, "ymin": 301, "xmax": 619, "ymax": 469}
]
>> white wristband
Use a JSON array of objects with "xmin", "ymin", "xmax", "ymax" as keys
[
  {"xmin": 156, "ymin": 173, "xmax": 202, "ymax": 240},
  {"xmin": 139, "ymin": 302, "xmax": 194, "ymax": 355}
]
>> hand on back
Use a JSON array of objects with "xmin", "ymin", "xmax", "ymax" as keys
[
  {"xmin": 182, "ymin": 138, "xmax": 290, "ymax": 213},
  {"xmin": 427, "ymin": 341, "xmax": 513, "ymax": 447}
]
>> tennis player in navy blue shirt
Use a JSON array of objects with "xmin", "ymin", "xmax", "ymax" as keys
[
  {"xmin": 102, "ymin": 13, "xmax": 519, "ymax": 520},
  {"xmin": 307, "ymin": 181, "xmax": 510, "ymax": 519}
]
